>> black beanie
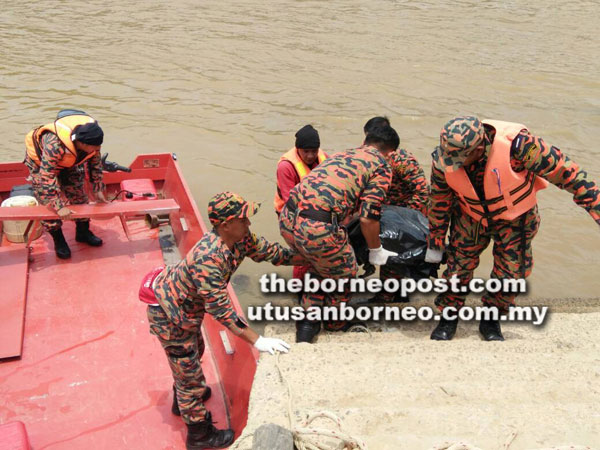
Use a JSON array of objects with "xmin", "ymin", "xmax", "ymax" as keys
[
  {"xmin": 295, "ymin": 125, "xmax": 320, "ymax": 149},
  {"xmin": 72, "ymin": 122, "xmax": 104, "ymax": 146}
]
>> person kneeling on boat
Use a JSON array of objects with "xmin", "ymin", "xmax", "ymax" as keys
[
  {"xmin": 140, "ymin": 191, "xmax": 303, "ymax": 450},
  {"xmin": 24, "ymin": 109, "xmax": 107, "ymax": 259}
]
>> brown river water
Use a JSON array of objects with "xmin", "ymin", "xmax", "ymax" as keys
[{"xmin": 1, "ymin": 0, "xmax": 599, "ymax": 302}]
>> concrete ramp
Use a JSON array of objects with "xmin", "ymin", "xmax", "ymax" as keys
[{"xmin": 236, "ymin": 299, "xmax": 600, "ymax": 450}]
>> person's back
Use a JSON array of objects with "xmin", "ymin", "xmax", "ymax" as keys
[
  {"xmin": 279, "ymin": 125, "xmax": 400, "ymax": 343},
  {"xmin": 24, "ymin": 109, "xmax": 107, "ymax": 259},
  {"xmin": 288, "ymin": 145, "xmax": 391, "ymax": 222}
]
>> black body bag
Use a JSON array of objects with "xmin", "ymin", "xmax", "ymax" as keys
[{"xmin": 345, "ymin": 205, "xmax": 439, "ymax": 280}]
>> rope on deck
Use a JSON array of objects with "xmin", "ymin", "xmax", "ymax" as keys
[{"xmin": 272, "ymin": 352, "xmax": 367, "ymax": 450}]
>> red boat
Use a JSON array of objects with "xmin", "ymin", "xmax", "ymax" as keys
[{"xmin": 0, "ymin": 153, "xmax": 257, "ymax": 449}]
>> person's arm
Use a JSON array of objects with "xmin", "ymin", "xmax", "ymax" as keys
[
  {"xmin": 276, "ymin": 161, "xmax": 300, "ymax": 205},
  {"xmin": 401, "ymin": 151, "xmax": 430, "ymax": 215},
  {"xmin": 357, "ymin": 161, "xmax": 392, "ymax": 224},
  {"xmin": 86, "ymin": 150, "xmax": 106, "ymax": 200},
  {"xmin": 198, "ymin": 259, "xmax": 290, "ymax": 354},
  {"xmin": 242, "ymin": 232, "xmax": 306, "ymax": 266},
  {"xmin": 360, "ymin": 217, "xmax": 381, "ymax": 249},
  {"xmin": 193, "ymin": 255, "xmax": 250, "ymax": 335},
  {"xmin": 427, "ymin": 150, "xmax": 454, "ymax": 252},
  {"xmin": 387, "ymin": 150, "xmax": 429, "ymax": 215},
  {"xmin": 203, "ymin": 284, "xmax": 290, "ymax": 354},
  {"xmin": 511, "ymin": 132, "xmax": 600, "ymax": 225},
  {"xmin": 37, "ymin": 133, "xmax": 67, "ymax": 212},
  {"xmin": 202, "ymin": 287, "xmax": 249, "ymax": 336},
  {"xmin": 359, "ymin": 162, "xmax": 397, "ymax": 264}
]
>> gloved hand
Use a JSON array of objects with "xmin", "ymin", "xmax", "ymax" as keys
[
  {"xmin": 424, "ymin": 247, "xmax": 443, "ymax": 264},
  {"xmin": 57, "ymin": 206, "xmax": 74, "ymax": 220},
  {"xmin": 94, "ymin": 190, "xmax": 108, "ymax": 203},
  {"xmin": 253, "ymin": 336, "xmax": 291, "ymax": 355},
  {"xmin": 368, "ymin": 246, "xmax": 398, "ymax": 265}
]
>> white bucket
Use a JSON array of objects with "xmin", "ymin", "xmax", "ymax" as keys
[{"xmin": 1, "ymin": 195, "xmax": 43, "ymax": 243}]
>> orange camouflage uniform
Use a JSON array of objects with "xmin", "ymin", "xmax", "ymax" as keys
[
  {"xmin": 147, "ymin": 229, "xmax": 297, "ymax": 424},
  {"xmin": 386, "ymin": 148, "xmax": 429, "ymax": 214},
  {"xmin": 279, "ymin": 145, "xmax": 392, "ymax": 313},
  {"xmin": 24, "ymin": 132, "xmax": 104, "ymax": 231}
]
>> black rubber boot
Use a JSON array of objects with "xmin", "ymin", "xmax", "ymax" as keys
[
  {"xmin": 368, "ymin": 292, "xmax": 410, "ymax": 304},
  {"xmin": 431, "ymin": 317, "xmax": 458, "ymax": 341},
  {"xmin": 172, "ymin": 385, "xmax": 212, "ymax": 416},
  {"xmin": 49, "ymin": 228, "xmax": 71, "ymax": 259},
  {"xmin": 394, "ymin": 291, "xmax": 410, "ymax": 303},
  {"xmin": 295, "ymin": 320, "xmax": 321, "ymax": 343},
  {"xmin": 75, "ymin": 221, "xmax": 103, "ymax": 246},
  {"xmin": 479, "ymin": 319, "xmax": 504, "ymax": 341},
  {"xmin": 186, "ymin": 412, "xmax": 235, "ymax": 450}
]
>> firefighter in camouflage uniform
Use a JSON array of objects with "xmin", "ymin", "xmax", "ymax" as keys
[
  {"xmin": 425, "ymin": 116, "xmax": 600, "ymax": 341},
  {"xmin": 24, "ymin": 109, "xmax": 107, "ymax": 259},
  {"xmin": 140, "ymin": 191, "xmax": 302, "ymax": 450},
  {"xmin": 279, "ymin": 125, "xmax": 400, "ymax": 343},
  {"xmin": 364, "ymin": 117, "xmax": 429, "ymax": 303}
]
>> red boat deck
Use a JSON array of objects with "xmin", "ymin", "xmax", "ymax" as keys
[
  {"xmin": 0, "ymin": 154, "xmax": 257, "ymax": 449},
  {"xmin": 0, "ymin": 218, "xmax": 227, "ymax": 449}
]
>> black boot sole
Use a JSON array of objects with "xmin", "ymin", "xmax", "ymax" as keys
[
  {"xmin": 479, "ymin": 320, "xmax": 505, "ymax": 341},
  {"xmin": 55, "ymin": 249, "xmax": 72, "ymax": 259},
  {"xmin": 480, "ymin": 332, "xmax": 505, "ymax": 342},
  {"xmin": 430, "ymin": 321, "xmax": 458, "ymax": 341},
  {"xmin": 187, "ymin": 430, "xmax": 235, "ymax": 450},
  {"xmin": 75, "ymin": 236, "xmax": 103, "ymax": 246},
  {"xmin": 430, "ymin": 331, "xmax": 455, "ymax": 341}
]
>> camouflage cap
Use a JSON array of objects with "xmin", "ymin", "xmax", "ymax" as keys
[
  {"xmin": 439, "ymin": 116, "xmax": 485, "ymax": 169},
  {"xmin": 208, "ymin": 191, "xmax": 260, "ymax": 226}
]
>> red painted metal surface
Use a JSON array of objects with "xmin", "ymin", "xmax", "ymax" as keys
[
  {"xmin": 0, "ymin": 247, "xmax": 29, "ymax": 359},
  {"xmin": 120, "ymin": 178, "xmax": 158, "ymax": 201},
  {"xmin": 0, "ymin": 421, "xmax": 30, "ymax": 450},
  {"xmin": 0, "ymin": 154, "xmax": 258, "ymax": 449},
  {"xmin": 0, "ymin": 199, "xmax": 179, "ymax": 221}
]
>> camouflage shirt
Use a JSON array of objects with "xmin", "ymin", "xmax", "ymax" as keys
[
  {"xmin": 154, "ymin": 230, "xmax": 297, "ymax": 334},
  {"xmin": 288, "ymin": 145, "xmax": 392, "ymax": 222},
  {"xmin": 386, "ymin": 148, "xmax": 429, "ymax": 215},
  {"xmin": 428, "ymin": 128, "xmax": 600, "ymax": 250},
  {"xmin": 24, "ymin": 131, "xmax": 105, "ymax": 211}
]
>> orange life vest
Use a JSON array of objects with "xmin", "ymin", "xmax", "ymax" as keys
[
  {"xmin": 442, "ymin": 119, "xmax": 549, "ymax": 226},
  {"xmin": 274, "ymin": 147, "xmax": 326, "ymax": 213},
  {"xmin": 25, "ymin": 114, "xmax": 98, "ymax": 169}
]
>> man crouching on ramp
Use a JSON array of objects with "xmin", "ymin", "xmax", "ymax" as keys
[
  {"xmin": 426, "ymin": 117, "xmax": 600, "ymax": 341},
  {"xmin": 279, "ymin": 125, "xmax": 400, "ymax": 343}
]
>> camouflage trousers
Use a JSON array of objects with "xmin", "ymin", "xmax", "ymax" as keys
[
  {"xmin": 435, "ymin": 205, "xmax": 541, "ymax": 314},
  {"xmin": 26, "ymin": 160, "xmax": 90, "ymax": 231},
  {"xmin": 147, "ymin": 304, "xmax": 208, "ymax": 424},
  {"xmin": 279, "ymin": 204, "xmax": 358, "ymax": 311}
]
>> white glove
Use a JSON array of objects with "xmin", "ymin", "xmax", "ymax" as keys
[
  {"xmin": 424, "ymin": 248, "xmax": 443, "ymax": 264},
  {"xmin": 253, "ymin": 336, "xmax": 291, "ymax": 355},
  {"xmin": 94, "ymin": 190, "xmax": 108, "ymax": 203},
  {"xmin": 368, "ymin": 246, "xmax": 398, "ymax": 265}
]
